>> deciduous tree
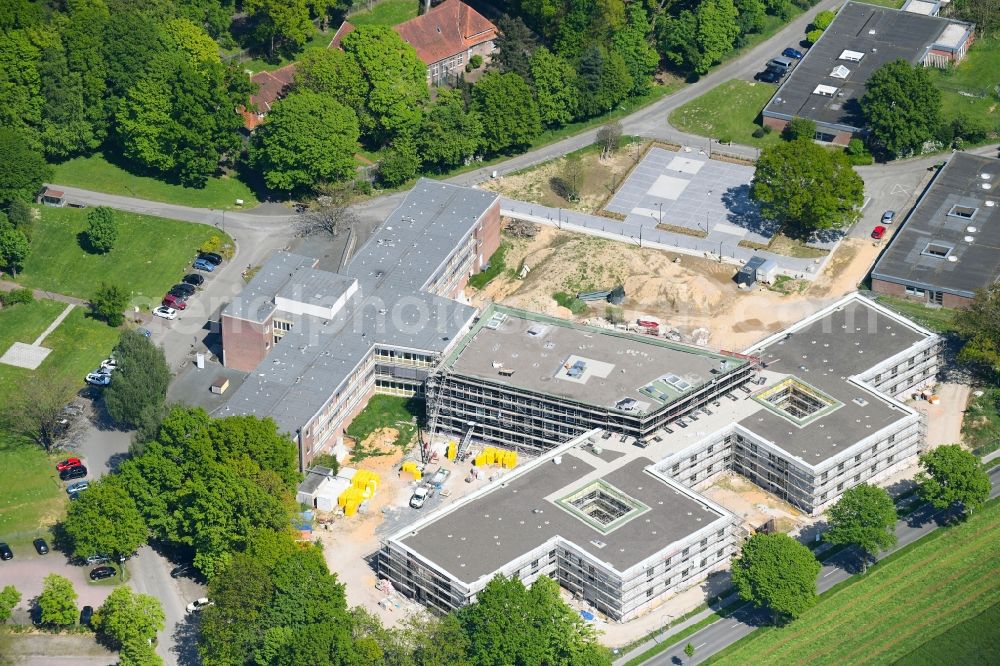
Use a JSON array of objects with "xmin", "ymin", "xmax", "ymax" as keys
[
  {"xmin": 823, "ymin": 484, "xmax": 897, "ymax": 568},
  {"xmin": 731, "ymin": 532, "xmax": 820, "ymax": 623},
  {"xmin": 93, "ymin": 586, "xmax": 164, "ymax": 649},
  {"xmin": 245, "ymin": 0, "xmax": 314, "ymax": 57},
  {"xmin": 861, "ymin": 60, "xmax": 941, "ymax": 158},
  {"xmin": 694, "ymin": 0, "xmax": 740, "ymax": 74},
  {"xmin": 491, "ymin": 14, "xmax": 538, "ymax": 80},
  {"xmin": 84, "ymin": 207, "xmax": 119, "ymax": 254},
  {"xmin": 0, "ymin": 126, "xmax": 51, "ymax": 204},
  {"xmin": 416, "ymin": 89, "xmax": 482, "ymax": 171},
  {"xmin": 250, "ymin": 90, "xmax": 359, "ymax": 192},
  {"xmin": 293, "ymin": 48, "xmax": 367, "ymax": 117},
  {"xmin": 38, "ymin": 575, "xmax": 77, "ymax": 627},
  {"xmin": 0, "ymin": 225, "xmax": 29, "ymax": 276},
  {"xmin": 64, "ymin": 476, "xmax": 148, "ymax": 561},
  {"xmin": 90, "ymin": 283, "xmax": 129, "ymax": 327},
  {"xmin": 341, "ymin": 26, "xmax": 428, "ymax": 145},
  {"xmin": 473, "ymin": 72, "xmax": 541, "ymax": 154},
  {"xmin": 529, "ymin": 47, "xmax": 579, "ymax": 127},
  {"xmin": 2, "ymin": 371, "xmax": 80, "ymax": 450},
  {"xmin": 955, "ymin": 284, "xmax": 1000, "ymax": 380},
  {"xmin": 916, "ymin": 444, "xmax": 990, "ymax": 515},
  {"xmin": 782, "ymin": 117, "xmax": 816, "ymax": 141},
  {"xmin": 611, "ymin": 1, "xmax": 659, "ymax": 95},
  {"xmin": 576, "ymin": 45, "xmax": 633, "ymax": 118},
  {"xmin": 751, "ymin": 139, "xmax": 864, "ymax": 235},
  {"xmin": 377, "ymin": 139, "xmax": 420, "ymax": 187},
  {"xmin": 103, "ymin": 329, "xmax": 170, "ymax": 438},
  {"xmin": 0, "ymin": 586, "xmax": 20, "ymax": 624}
]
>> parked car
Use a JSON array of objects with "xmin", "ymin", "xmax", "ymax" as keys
[
  {"xmin": 0, "ymin": 543, "xmax": 12, "ymax": 560},
  {"xmin": 80, "ymin": 605, "xmax": 94, "ymax": 626},
  {"xmin": 60, "ymin": 465, "xmax": 87, "ymax": 481},
  {"xmin": 90, "ymin": 566, "xmax": 116, "ymax": 581},
  {"xmin": 170, "ymin": 564, "xmax": 193, "ymax": 579},
  {"xmin": 766, "ymin": 56, "xmax": 794, "ymax": 73},
  {"xmin": 67, "ymin": 480, "xmax": 90, "ymax": 495},
  {"xmin": 872, "ymin": 225, "xmax": 887, "ymax": 240},
  {"xmin": 162, "ymin": 293, "xmax": 188, "ymax": 310},
  {"xmin": 754, "ymin": 69, "xmax": 781, "ymax": 83},
  {"xmin": 99, "ymin": 357, "xmax": 118, "ymax": 372},
  {"xmin": 56, "ymin": 457, "xmax": 82, "ymax": 471},
  {"xmin": 85, "ymin": 554, "xmax": 110, "ymax": 565},
  {"xmin": 192, "ymin": 258, "xmax": 216, "ymax": 272},
  {"xmin": 33, "ymin": 538, "xmax": 49, "ymax": 555},
  {"xmin": 881, "ymin": 210, "xmax": 896, "ymax": 224},
  {"xmin": 182, "ymin": 274, "xmax": 205, "ymax": 287},
  {"xmin": 199, "ymin": 252, "xmax": 223, "ymax": 266},
  {"xmin": 782, "ymin": 47, "xmax": 804, "ymax": 59},
  {"xmin": 85, "ymin": 372, "xmax": 111, "ymax": 386},
  {"xmin": 186, "ymin": 598, "xmax": 213, "ymax": 613},
  {"xmin": 153, "ymin": 306, "xmax": 178, "ymax": 320},
  {"xmin": 409, "ymin": 486, "xmax": 430, "ymax": 509},
  {"xmin": 170, "ymin": 283, "xmax": 196, "ymax": 298}
]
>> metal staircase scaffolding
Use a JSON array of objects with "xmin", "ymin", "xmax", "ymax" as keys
[{"xmin": 456, "ymin": 422, "xmax": 477, "ymax": 460}]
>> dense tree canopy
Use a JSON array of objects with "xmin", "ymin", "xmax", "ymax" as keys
[
  {"xmin": 530, "ymin": 47, "xmax": 579, "ymax": 127},
  {"xmin": 731, "ymin": 532, "xmax": 821, "ymax": 623},
  {"xmin": 84, "ymin": 206, "xmax": 119, "ymax": 254},
  {"xmin": 250, "ymin": 90, "xmax": 360, "ymax": 192},
  {"xmin": 473, "ymin": 72, "xmax": 542, "ymax": 154},
  {"xmin": 416, "ymin": 90, "xmax": 482, "ymax": 171},
  {"xmin": 117, "ymin": 407, "xmax": 299, "ymax": 577},
  {"xmin": 0, "ymin": 585, "xmax": 20, "ymax": 624},
  {"xmin": 861, "ymin": 60, "xmax": 942, "ymax": 158},
  {"xmin": 916, "ymin": 445, "xmax": 991, "ymax": 515},
  {"xmin": 89, "ymin": 283, "xmax": 129, "ymax": 327},
  {"xmin": 751, "ymin": 138, "xmax": 864, "ymax": 234},
  {"xmin": 294, "ymin": 47, "xmax": 367, "ymax": 117},
  {"xmin": 38, "ymin": 575, "xmax": 78, "ymax": 627},
  {"xmin": 0, "ymin": 126, "xmax": 51, "ymax": 204},
  {"xmin": 93, "ymin": 586, "xmax": 165, "ymax": 649},
  {"xmin": 823, "ymin": 484, "xmax": 897, "ymax": 566},
  {"xmin": 64, "ymin": 475, "xmax": 148, "ymax": 561}
]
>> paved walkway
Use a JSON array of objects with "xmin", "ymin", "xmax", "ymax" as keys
[
  {"xmin": 0, "ymin": 280, "xmax": 87, "ymax": 306},
  {"xmin": 500, "ymin": 198, "xmax": 832, "ymax": 280},
  {"xmin": 32, "ymin": 303, "xmax": 75, "ymax": 345}
]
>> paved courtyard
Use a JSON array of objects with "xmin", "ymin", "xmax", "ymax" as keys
[{"xmin": 605, "ymin": 147, "xmax": 779, "ymax": 246}]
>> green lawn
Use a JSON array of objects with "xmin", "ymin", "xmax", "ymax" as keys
[
  {"xmin": 668, "ymin": 80, "xmax": 782, "ymax": 148},
  {"xmin": 0, "ymin": 301, "xmax": 122, "ymax": 408},
  {"xmin": 230, "ymin": 27, "xmax": 338, "ymax": 74},
  {"xmin": 928, "ymin": 38, "xmax": 1000, "ymax": 139},
  {"xmin": 346, "ymin": 395, "xmax": 422, "ymax": 459},
  {"xmin": 0, "ymin": 434, "xmax": 64, "ymax": 550},
  {"xmin": 707, "ymin": 499, "xmax": 1000, "ymax": 666},
  {"xmin": 348, "ymin": 0, "xmax": 418, "ymax": 26},
  {"xmin": 873, "ymin": 296, "xmax": 957, "ymax": 334},
  {"xmin": 18, "ymin": 206, "xmax": 232, "ymax": 305},
  {"xmin": 963, "ymin": 388, "xmax": 1000, "ymax": 456},
  {"xmin": 50, "ymin": 153, "xmax": 257, "ymax": 209},
  {"xmin": 469, "ymin": 242, "xmax": 510, "ymax": 289},
  {"xmin": 897, "ymin": 602, "xmax": 1000, "ymax": 665}
]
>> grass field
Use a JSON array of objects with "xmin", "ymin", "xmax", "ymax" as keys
[
  {"xmin": 349, "ymin": 0, "xmax": 418, "ymax": 26},
  {"xmin": 50, "ymin": 153, "xmax": 257, "ymax": 209},
  {"xmin": 0, "ymin": 434, "xmax": 64, "ymax": 549},
  {"xmin": 469, "ymin": 242, "xmax": 510, "ymax": 289},
  {"xmin": 346, "ymin": 395, "xmax": 422, "ymax": 460},
  {"xmin": 927, "ymin": 38, "xmax": 1000, "ymax": 141},
  {"xmin": 0, "ymin": 300, "xmax": 121, "ymax": 409},
  {"xmin": 19, "ymin": 206, "xmax": 232, "ymax": 305},
  {"xmin": 668, "ymin": 80, "xmax": 782, "ymax": 148},
  {"xmin": 707, "ymin": 499, "xmax": 1000, "ymax": 665},
  {"xmin": 897, "ymin": 601, "xmax": 1000, "ymax": 665},
  {"xmin": 873, "ymin": 296, "xmax": 957, "ymax": 334},
  {"xmin": 963, "ymin": 388, "xmax": 1000, "ymax": 456}
]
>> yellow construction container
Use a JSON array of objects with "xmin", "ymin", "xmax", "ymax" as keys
[
  {"xmin": 474, "ymin": 453, "xmax": 486, "ymax": 467},
  {"xmin": 338, "ymin": 487, "xmax": 362, "ymax": 508},
  {"xmin": 502, "ymin": 451, "xmax": 518, "ymax": 469},
  {"xmin": 401, "ymin": 461, "xmax": 422, "ymax": 480},
  {"xmin": 447, "ymin": 441, "xmax": 457, "ymax": 460},
  {"xmin": 344, "ymin": 500, "xmax": 360, "ymax": 517}
]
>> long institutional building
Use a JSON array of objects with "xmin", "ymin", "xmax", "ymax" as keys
[{"xmin": 218, "ymin": 181, "xmax": 941, "ymax": 622}]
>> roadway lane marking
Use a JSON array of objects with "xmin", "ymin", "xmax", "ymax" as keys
[
  {"xmin": 696, "ymin": 643, "xmax": 707, "ymax": 649},
  {"xmin": 731, "ymin": 623, "xmax": 741, "ymax": 629},
  {"xmin": 823, "ymin": 569, "xmax": 838, "ymax": 577}
]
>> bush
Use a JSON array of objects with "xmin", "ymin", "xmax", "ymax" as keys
[
  {"xmin": 752, "ymin": 127, "xmax": 767, "ymax": 138},
  {"xmin": 377, "ymin": 142, "xmax": 420, "ymax": 187},
  {"xmin": 200, "ymin": 235, "xmax": 222, "ymax": 254},
  {"xmin": 469, "ymin": 54, "xmax": 483, "ymax": 69},
  {"xmin": 718, "ymin": 135, "xmax": 733, "ymax": 144},
  {"xmin": 768, "ymin": 0, "xmax": 795, "ymax": 20},
  {"xmin": 806, "ymin": 28, "xmax": 824, "ymax": 44},
  {"xmin": 310, "ymin": 453, "xmax": 341, "ymax": 475},
  {"xmin": 812, "ymin": 10, "xmax": 836, "ymax": 31},
  {"xmin": 782, "ymin": 117, "xmax": 817, "ymax": 141},
  {"xmin": 0, "ymin": 287, "xmax": 34, "ymax": 306},
  {"xmin": 90, "ymin": 283, "xmax": 129, "ymax": 327}
]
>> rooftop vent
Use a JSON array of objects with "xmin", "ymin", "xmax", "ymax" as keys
[
  {"xmin": 839, "ymin": 49, "xmax": 865, "ymax": 61},
  {"xmin": 967, "ymin": 226, "xmax": 978, "ymax": 233},
  {"xmin": 948, "ymin": 255, "xmax": 959, "ymax": 262},
  {"xmin": 965, "ymin": 235, "xmax": 975, "ymax": 242},
  {"xmin": 981, "ymin": 173, "xmax": 993, "ymax": 180},
  {"xmin": 813, "ymin": 84, "xmax": 838, "ymax": 96},
  {"xmin": 987, "ymin": 201, "xmax": 996, "ymax": 207},
  {"xmin": 830, "ymin": 65, "xmax": 851, "ymax": 79}
]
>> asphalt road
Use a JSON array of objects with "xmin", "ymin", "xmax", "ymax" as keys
[{"xmin": 633, "ymin": 465, "xmax": 1000, "ymax": 666}]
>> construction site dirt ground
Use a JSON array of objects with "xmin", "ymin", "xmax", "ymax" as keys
[
  {"xmin": 313, "ymin": 431, "xmax": 510, "ymax": 628},
  {"xmin": 470, "ymin": 224, "xmax": 884, "ymax": 352}
]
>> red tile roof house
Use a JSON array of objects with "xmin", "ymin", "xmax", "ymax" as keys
[
  {"xmin": 240, "ymin": 63, "xmax": 297, "ymax": 131},
  {"xmin": 330, "ymin": 0, "xmax": 498, "ymax": 86}
]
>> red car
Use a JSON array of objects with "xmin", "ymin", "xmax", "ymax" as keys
[
  {"xmin": 162, "ymin": 293, "xmax": 188, "ymax": 310},
  {"xmin": 871, "ymin": 226, "xmax": 887, "ymax": 240},
  {"xmin": 57, "ymin": 458, "xmax": 82, "ymax": 471}
]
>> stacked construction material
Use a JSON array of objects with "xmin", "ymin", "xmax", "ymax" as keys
[
  {"xmin": 446, "ymin": 440, "xmax": 457, "ymax": 460},
  {"xmin": 473, "ymin": 446, "xmax": 517, "ymax": 469},
  {"xmin": 338, "ymin": 470, "xmax": 380, "ymax": 517},
  {"xmin": 401, "ymin": 460, "xmax": 422, "ymax": 481}
]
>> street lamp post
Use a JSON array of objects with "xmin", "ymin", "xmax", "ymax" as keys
[{"xmin": 656, "ymin": 202, "xmax": 664, "ymax": 226}]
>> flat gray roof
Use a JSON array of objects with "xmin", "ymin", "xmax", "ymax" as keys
[
  {"xmin": 872, "ymin": 153, "xmax": 1000, "ymax": 298},
  {"xmin": 741, "ymin": 298, "xmax": 928, "ymax": 465},
  {"xmin": 444, "ymin": 306, "xmax": 746, "ymax": 412},
  {"xmin": 762, "ymin": 2, "xmax": 972, "ymax": 131},
  {"xmin": 399, "ymin": 442, "xmax": 725, "ymax": 584},
  {"xmin": 220, "ymin": 179, "xmax": 497, "ymax": 434}
]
